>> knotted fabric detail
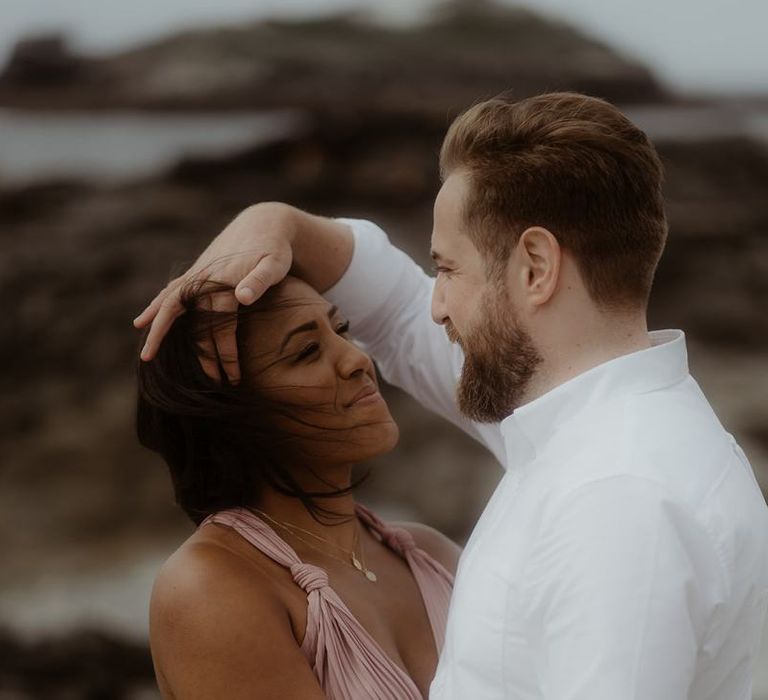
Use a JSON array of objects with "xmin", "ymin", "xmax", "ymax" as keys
[
  {"xmin": 381, "ymin": 528, "xmax": 416, "ymax": 555},
  {"xmin": 291, "ymin": 562, "xmax": 330, "ymax": 593}
]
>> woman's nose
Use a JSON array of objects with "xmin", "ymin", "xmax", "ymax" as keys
[{"xmin": 337, "ymin": 338, "xmax": 372, "ymax": 379}]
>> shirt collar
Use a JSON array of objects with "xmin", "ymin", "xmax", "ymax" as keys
[{"xmin": 500, "ymin": 329, "xmax": 689, "ymax": 471}]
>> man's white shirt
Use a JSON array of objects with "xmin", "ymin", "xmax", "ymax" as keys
[{"xmin": 325, "ymin": 218, "xmax": 768, "ymax": 700}]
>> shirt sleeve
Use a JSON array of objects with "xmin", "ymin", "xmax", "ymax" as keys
[
  {"xmin": 323, "ymin": 217, "xmax": 505, "ymax": 466},
  {"xmin": 517, "ymin": 475, "xmax": 723, "ymax": 700}
]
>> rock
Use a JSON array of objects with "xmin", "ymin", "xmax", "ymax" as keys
[
  {"xmin": 0, "ymin": 34, "xmax": 86, "ymax": 87},
  {"xmin": 649, "ymin": 137, "xmax": 768, "ymax": 350},
  {"xmin": 0, "ymin": 3, "xmax": 666, "ymax": 112},
  {"xmin": 0, "ymin": 627, "xmax": 155, "ymax": 698}
]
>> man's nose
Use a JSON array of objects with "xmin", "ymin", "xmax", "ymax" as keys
[{"xmin": 431, "ymin": 282, "xmax": 448, "ymax": 325}]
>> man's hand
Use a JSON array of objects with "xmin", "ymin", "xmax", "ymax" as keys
[{"xmin": 133, "ymin": 202, "xmax": 297, "ymax": 384}]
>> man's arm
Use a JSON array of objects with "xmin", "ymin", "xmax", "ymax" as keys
[{"xmin": 518, "ymin": 476, "xmax": 722, "ymax": 699}]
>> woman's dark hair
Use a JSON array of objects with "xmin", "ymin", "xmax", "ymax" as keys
[{"xmin": 135, "ymin": 277, "xmax": 369, "ymax": 526}]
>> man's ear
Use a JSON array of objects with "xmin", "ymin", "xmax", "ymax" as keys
[{"xmin": 510, "ymin": 226, "xmax": 561, "ymax": 307}]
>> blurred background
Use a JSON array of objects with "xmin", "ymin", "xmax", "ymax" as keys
[{"xmin": 1, "ymin": 0, "xmax": 766, "ymax": 697}]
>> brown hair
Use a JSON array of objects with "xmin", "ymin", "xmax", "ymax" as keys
[{"xmin": 439, "ymin": 91, "xmax": 667, "ymax": 309}]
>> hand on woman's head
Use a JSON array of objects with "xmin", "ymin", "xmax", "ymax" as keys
[{"xmin": 133, "ymin": 202, "xmax": 298, "ymax": 383}]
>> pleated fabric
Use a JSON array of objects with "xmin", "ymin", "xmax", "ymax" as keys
[{"xmin": 201, "ymin": 503, "xmax": 454, "ymax": 699}]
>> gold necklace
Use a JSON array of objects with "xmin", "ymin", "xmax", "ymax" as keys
[{"xmin": 251, "ymin": 508, "xmax": 378, "ymax": 583}]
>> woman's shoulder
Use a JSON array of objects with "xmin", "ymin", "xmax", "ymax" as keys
[
  {"xmin": 151, "ymin": 526, "xmax": 285, "ymax": 631},
  {"xmin": 149, "ymin": 519, "xmax": 314, "ymax": 645},
  {"xmin": 388, "ymin": 520, "xmax": 462, "ymax": 575},
  {"xmin": 149, "ymin": 527, "xmax": 325, "ymax": 698}
]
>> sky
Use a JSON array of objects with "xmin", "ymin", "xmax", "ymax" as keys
[{"xmin": 0, "ymin": 0, "xmax": 766, "ymax": 95}]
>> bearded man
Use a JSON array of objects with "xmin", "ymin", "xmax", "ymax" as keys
[{"xmin": 135, "ymin": 92, "xmax": 768, "ymax": 700}]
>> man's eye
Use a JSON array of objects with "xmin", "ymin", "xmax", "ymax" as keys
[
  {"xmin": 336, "ymin": 320, "xmax": 351, "ymax": 335},
  {"xmin": 432, "ymin": 265, "xmax": 451, "ymax": 275}
]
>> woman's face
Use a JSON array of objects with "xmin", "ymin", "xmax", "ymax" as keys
[{"xmin": 240, "ymin": 277, "xmax": 399, "ymax": 466}]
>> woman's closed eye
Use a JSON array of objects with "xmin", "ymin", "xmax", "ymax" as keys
[{"xmin": 294, "ymin": 321, "xmax": 351, "ymax": 362}]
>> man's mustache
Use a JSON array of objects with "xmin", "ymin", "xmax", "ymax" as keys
[{"xmin": 445, "ymin": 322, "xmax": 462, "ymax": 346}]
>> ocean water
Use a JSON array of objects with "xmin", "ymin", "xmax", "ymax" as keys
[
  {"xmin": 1, "ymin": 102, "xmax": 766, "ymax": 185},
  {"xmin": 624, "ymin": 103, "xmax": 768, "ymax": 143},
  {"xmin": 0, "ymin": 108, "xmax": 304, "ymax": 184}
]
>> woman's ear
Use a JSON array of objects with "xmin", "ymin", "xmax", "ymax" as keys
[{"xmin": 512, "ymin": 226, "xmax": 561, "ymax": 307}]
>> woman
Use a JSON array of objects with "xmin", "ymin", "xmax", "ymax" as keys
[{"xmin": 136, "ymin": 274, "xmax": 461, "ymax": 699}]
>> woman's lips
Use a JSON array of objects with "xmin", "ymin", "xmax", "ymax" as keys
[
  {"xmin": 345, "ymin": 384, "xmax": 382, "ymax": 407},
  {"xmin": 349, "ymin": 390, "xmax": 384, "ymax": 407}
]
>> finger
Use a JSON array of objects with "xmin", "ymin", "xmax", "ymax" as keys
[
  {"xmin": 235, "ymin": 254, "xmax": 290, "ymax": 305},
  {"xmin": 133, "ymin": 278, "xmax": 183, "ymax": 328},
  {"xmin": 210, "ymin": 292, "xmax": 241, "ymax": 385},
  {"xmin": 133, "ymin": 291, "xmax": 166, "ymax": 329},
  {"xmin": 140, "ymin": 294, "xmax": 186, "ymax": 361}
]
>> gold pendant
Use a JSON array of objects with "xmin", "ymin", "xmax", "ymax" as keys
[
  {"xmin": 352, "ymin": 554, "xmax": 363, "ymax": 571},
  {"xmin": 365, "ymin": 569, "xmax": 378, "ymax": 582}
]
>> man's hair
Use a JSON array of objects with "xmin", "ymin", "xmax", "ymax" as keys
[{"xmin": 439, "ymin": 91, "xmax": 668, "ymax": 310}]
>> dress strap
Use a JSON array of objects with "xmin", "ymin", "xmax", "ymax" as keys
[
  {"xmin": 355, "ymin": 502, "xmax": 454, "ymax": 652},
  {"xmin": 354, "ymin": 502, "xmax": 417, "ymax": 556},
  {"xmin": 200, "ymin": 507, "xmax": 330, "ymax": 594}
]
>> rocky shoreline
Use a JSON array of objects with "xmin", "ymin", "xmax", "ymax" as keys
[{"xmin": 0, "ymin": 4, "xmax": 667, "ymax": 114}]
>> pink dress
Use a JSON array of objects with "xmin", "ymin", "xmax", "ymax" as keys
[{"xmin": 200, "ymin": 503, "xmax": 455, "ymax": 699}]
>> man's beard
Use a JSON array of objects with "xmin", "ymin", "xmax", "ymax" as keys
[{"xmin": 449, "ymin": 288, "xmax": 543, "ymax": 423}]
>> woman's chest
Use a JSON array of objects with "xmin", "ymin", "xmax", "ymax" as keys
[
  {"xmin": 329, "ymin": 554, "xmax": 439, "ymax": 697},
  {"xmin": 270, "ymin": 530, "xmax": 442, "ymax": 697}
]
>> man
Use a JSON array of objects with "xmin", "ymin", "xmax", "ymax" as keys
[{"xmin": 135, "ymin": 92, "xmax": 768, "ymax": 699}]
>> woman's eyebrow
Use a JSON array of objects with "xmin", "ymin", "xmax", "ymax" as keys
[{"xmin": 279, "ymin": 305, "xmax": 338, "ymax": 353}]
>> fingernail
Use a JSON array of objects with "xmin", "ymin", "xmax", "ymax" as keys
[
  {"xmin": 141, "ymin": 342, "xmax": 150, "ymax": 359},
  {"xmin": 239, "ymin": 287, "xmax": 254, "ymax": 303}
]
